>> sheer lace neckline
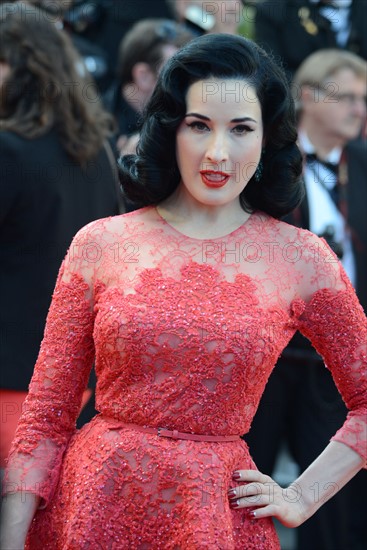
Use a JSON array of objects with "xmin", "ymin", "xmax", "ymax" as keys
[{"xmin": 154, "ymin": 205, "xmax": 254, "ymax": 241}]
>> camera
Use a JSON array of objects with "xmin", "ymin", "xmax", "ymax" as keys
[{"xmin": 319, "ymin": 224, "xmax": 344, "ymax": 259}]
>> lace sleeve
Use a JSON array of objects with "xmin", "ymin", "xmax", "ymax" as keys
[
  {"xmin": 297, "ymin": 250, "xmax": 367, "ymax": 466},
  {"xmin": 2, "ymin": 229, "xmax": 96, "ymax": 507}
]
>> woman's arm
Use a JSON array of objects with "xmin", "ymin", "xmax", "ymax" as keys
[
  {"xmin": 0, "ymin": 492, "xmax": 40, "ymax": 549},
  {"xmin": 229, "ymin": 440, "xmax": 363, "ymax": 527},
  {"xmin": 1, "ymin": 222, "xmax": 101, "ymax": 544},
  {"xmin": 231, "ymin": 237, "xmax": 367, "ymax": 526}
]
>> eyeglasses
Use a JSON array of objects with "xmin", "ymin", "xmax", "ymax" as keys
[
  {"xmin": 328, "ymin": 92, "xmax": 367, "ymax": 107},
  {"xmin": 310, "ymin": 86, "xmax": 367, "ymax": 107}
]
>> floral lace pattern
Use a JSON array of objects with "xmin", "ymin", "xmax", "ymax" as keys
[{"xmin": 4, "ymin": 207, "xmax": 367, "ymax": 549}]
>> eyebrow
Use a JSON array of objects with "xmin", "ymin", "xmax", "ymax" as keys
[{"xmin": 185, "ymin": 113, "xmax": 258, "ymax": 123}]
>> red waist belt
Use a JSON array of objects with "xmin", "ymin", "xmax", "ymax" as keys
[{"xmin": 102, "ymin": 418, "xmax": 240, "ymax": 442}]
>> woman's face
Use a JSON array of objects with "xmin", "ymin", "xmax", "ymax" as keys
[{"xmin": 175, "ymin": 77, "xmax": 263, "ymax": 208}]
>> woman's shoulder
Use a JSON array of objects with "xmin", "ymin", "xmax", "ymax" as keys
[
  {"xmin": 276, "ymin": 216, "xmax": 320, "ymax": 243},
  {"xmin": 254, "ymin": 212, "xmax": 336, "ymax": 270},
  {"xmin": 254, "ymin": 211, "xmax": 322, "ymax": 246},
  {"xmin": 269, "ymin": 215, "xmax": 347, "ymax": 296},
  {"xmin": 70, "ymin": 206, "xmax": 155, "ymax": 243},
  {"xmin": 0, "ymin": 128, "xmax": 60, "ymax": 157},
  {"xmin": 64, "ymin": 207, "xmax": 156, "ymax": 271}
]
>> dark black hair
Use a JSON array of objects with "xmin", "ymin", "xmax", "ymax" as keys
[{"xmin": 118, "ymin": 33, "xmax": 304, "ymax": 218}]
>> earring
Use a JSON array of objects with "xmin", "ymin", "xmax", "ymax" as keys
[{"xmin": 254, "ymin": 159, "xmax": 263, "ymax": 182}]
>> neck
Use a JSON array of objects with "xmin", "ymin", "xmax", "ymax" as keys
[
  {"xmin": 299, "ymin": 119, "xmax": 345, "ymax": 160},
  {"xmin": 157, "ymin": 183, "xmax": 250, "ymax": 240}
]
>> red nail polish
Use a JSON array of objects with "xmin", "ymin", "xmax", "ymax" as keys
[
  {"xmin": 227, "ymin": 489, "xmax": 236, "ymax": 497},
  {"xmin": 248, "ymin": 510, "xmax": 256, "ymax": 518},
  {"xmin": 232, "ymin": 473, "xmax": 241, "ymax": 481},
  {"xmin": 230, "ymin": 500, "xmax": 240, "ymax": 508}
]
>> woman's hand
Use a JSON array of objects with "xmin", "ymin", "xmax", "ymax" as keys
[
  {"xmin": 229, "ymin": 443, "xmax": 364, "ymax": 528},
  {"xmin": 228, "ymin": 469, "xmax": 306, "ymax": 528}
]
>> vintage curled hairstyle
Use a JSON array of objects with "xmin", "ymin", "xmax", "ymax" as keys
[
  {"xmin": 118, "ymin": 33, "xmax": 303, "ymax": 218},
  {"xmin": 0, "ymin": 1, "xmax": 114, "ymax": 164}
]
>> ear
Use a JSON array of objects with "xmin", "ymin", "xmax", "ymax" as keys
[{"xmin": 131, "ymin": 62, "xmax": 156, "ymax": 93}]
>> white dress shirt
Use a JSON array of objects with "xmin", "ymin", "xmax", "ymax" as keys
[{"xmin": 299, "ymin": 131, "xmax": 356, "ymax": 285}]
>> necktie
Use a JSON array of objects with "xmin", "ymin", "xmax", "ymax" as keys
[
  {"xmin": 305, "ymin": 152, "xmax": 340, "ymax": 206},
  {"xmin": 305, "ymin": 152, "xmax": 338, "ymax": 176},
  {"xmin": 316, "ymin": 1, "xmax": 340, "ymax": 8}
]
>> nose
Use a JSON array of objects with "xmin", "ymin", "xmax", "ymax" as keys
[{"xmin": 205, "ymin": 132, "xmax": 229, "ymax": 163}]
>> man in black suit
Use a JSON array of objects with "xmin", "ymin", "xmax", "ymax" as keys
[
  {"xmin": 69, "ymin": 0, "xmax": 173, "ymax": 91},
  {"xmin": 254, "ymin": 0, "xmax": 367, "ymax": 78},
  {"xmin": 246, "ymin": 49, "xmax": 367, "ymax": 550}
]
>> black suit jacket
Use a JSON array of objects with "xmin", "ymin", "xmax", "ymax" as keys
[
  {"xmin": 0, "ymin": 129, "xmax": 121, "ymax": 389},
  {"xmin": 344, "ymin": 139, "xmax": 367, "ymax": 311},
  {"xmin": 255, "ymin": 0, "xmax": 367, "ymax": 78}
]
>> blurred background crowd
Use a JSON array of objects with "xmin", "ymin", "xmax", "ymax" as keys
[{"xmin": 1, "ymin": 1, "xmax": 366, "ymax": 549}]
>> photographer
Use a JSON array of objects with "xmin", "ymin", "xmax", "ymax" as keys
[
  {"xmin": 254, "ymin": 0, "xmax": 367, "ymax": 80},
  {"xmin": 66, "ymin": 0, "xmax": 173, "ymax": 91},
  {"xmin": 246, "ymin": 48, "xmax": 367, "ymax": 550}
]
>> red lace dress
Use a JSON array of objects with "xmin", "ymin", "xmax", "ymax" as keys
[{"xmin": 4, "ymin": 207, "xmax": 367, "ymax": 549}]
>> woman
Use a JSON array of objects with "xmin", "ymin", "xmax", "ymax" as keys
[
  {"xmin": 1, "ymin": 32, "xmax": 366, "ymax": 549},
  {"xmin": 0, "ymin": 1, "xmax": 121, "ymax": 468}
]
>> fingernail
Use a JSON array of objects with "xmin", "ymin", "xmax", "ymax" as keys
[
  {"xmin": 232, "ymin": 472, "xmax": 242, "ymax": 481},
  {"xmin": 249, "ymin": 510, "xmax": 256, "ymax": 518},
  {"xmin": 227, "ymin": 488, "xmax": 236, "ymax": 497},
  {"xmin": 230, "ymin": 499, "xmax": 241, "ymax": 508}
]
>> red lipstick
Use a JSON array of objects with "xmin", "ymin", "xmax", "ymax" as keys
[{"xmin": 200, "ymin": 170, "xmax": 230, "ymax": 188}]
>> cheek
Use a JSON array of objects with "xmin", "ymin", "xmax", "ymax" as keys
[
  {"xmin": 237, "ymin": 138, "xmax": 262, "ymax": 162},
  {"xmin": 176, "ymin": 135, "xmax": 193, "ymax": 174},
  {"xmin": 319, "ymin": 105, "xmax": 341, "ymax": 124},
  {"xmin": 176, "ymin": 134, "xmax": 198, "ymax": 163}
]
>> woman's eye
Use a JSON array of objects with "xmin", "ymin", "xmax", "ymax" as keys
[
  {"xmin": 187, "ymin": 121, "xmax": 209, "ymax": 132},
  {"xmin": 232, "ymin": 125, "xmax": 253, "ymax": 135}
]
